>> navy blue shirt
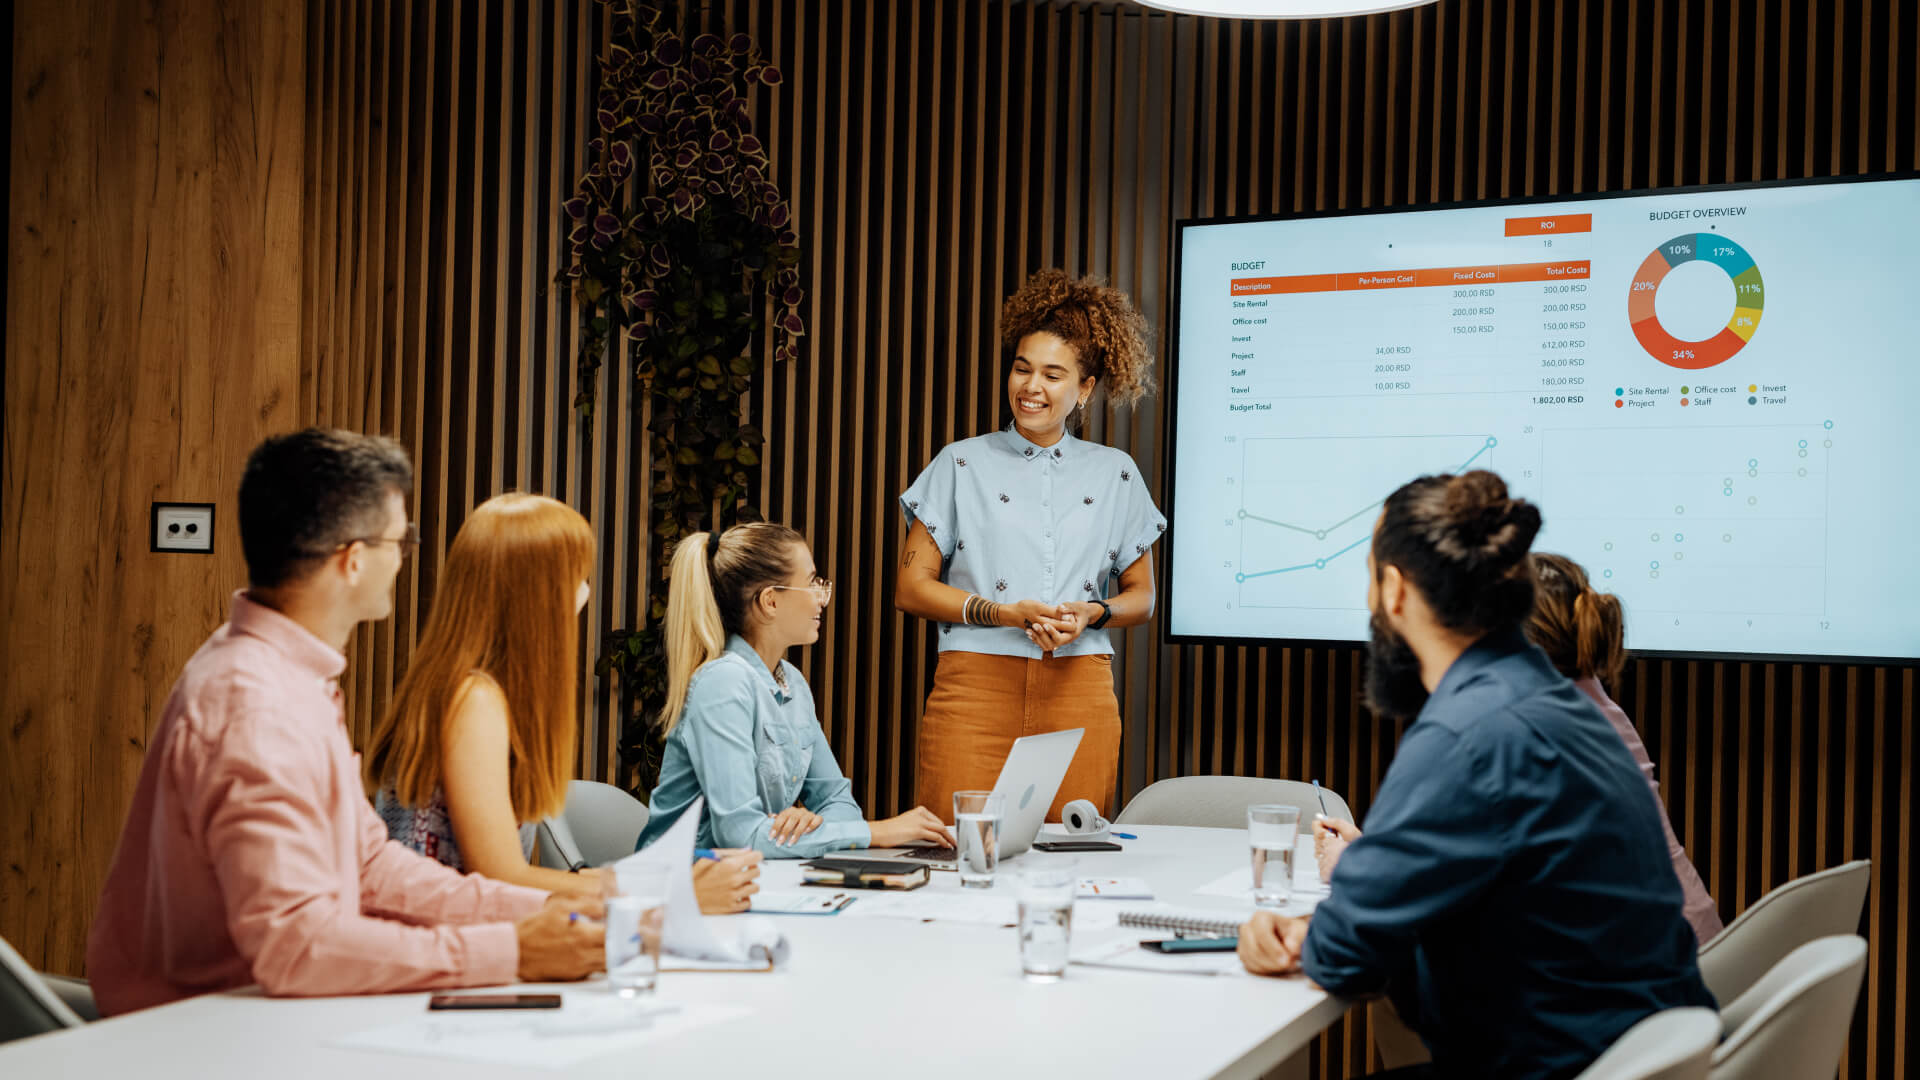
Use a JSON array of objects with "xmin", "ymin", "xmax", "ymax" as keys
[{"xmin": 1302, "ymin": 626, "xmax": 1714, "ymax": 1080}]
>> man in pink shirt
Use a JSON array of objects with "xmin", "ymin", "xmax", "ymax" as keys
[{"xmin": 88, "ymin": 429, "xmax": 603, "ymax": 1015}]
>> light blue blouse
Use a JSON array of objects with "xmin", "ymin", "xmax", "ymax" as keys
[
  {"xmin": 635, "ymin": 635, "xmax": 870, "ymax": 858},
  {"xmin": 899, "ymin": 424, "xmax": 1166, "ymax": 658}
]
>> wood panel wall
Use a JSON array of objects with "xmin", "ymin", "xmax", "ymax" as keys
[
  {"xmin": 2, "ymin": 2, "xmax": 1911, "ymax": 1077},
  {"xmin": 2, "ymin": 0, "xmax": 306, "ymax": 977},
  {"xmin": 297, "ymin": 0, "xmax": 606, "ymax": 768}
]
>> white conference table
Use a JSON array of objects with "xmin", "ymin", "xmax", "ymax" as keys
[{"xmin": 2, "ymin": 825, "xmax": 1349, "ymax": 1079}]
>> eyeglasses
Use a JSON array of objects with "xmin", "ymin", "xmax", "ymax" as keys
[
  {"xmin": 326, "ymin": 522, "xmax": 422, "ymax": 559},
  {"xmin": 765, "ymin": 576, "xmax": 833, "ymax": 603}
]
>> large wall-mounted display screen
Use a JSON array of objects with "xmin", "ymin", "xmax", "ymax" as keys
[{"xmin": 1164, "ymin": 176, "xmax": 1920, "ymax": 662}]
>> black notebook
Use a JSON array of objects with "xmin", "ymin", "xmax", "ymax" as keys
[{"xmin": 800, "ymin": 858, "xmax": 931, "ymax": 891}]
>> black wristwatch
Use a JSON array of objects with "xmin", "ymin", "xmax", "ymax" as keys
[{"xmin": 1088, "ymin": 598, "xmax": 1113, "ymax": 630}]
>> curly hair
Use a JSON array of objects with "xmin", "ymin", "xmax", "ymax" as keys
[{"xmin": 1000, "ymin": 269, "xmax": 1156, "ymax": 410}]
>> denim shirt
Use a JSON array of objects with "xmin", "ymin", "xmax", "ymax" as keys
[
  {"xmin": 635, "ymin": 636, "xmax": 870, "ymax": 858},
  {"xmin": 1301, "ymin": 626, "xmax": 1713, "ymax": 1080},
  {"xmin": 899, "ymin": 424, "xmax": 1166, "ymax": 658}
]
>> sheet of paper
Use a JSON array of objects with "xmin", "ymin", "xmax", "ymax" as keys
[
  {"xmin": 836, "ymin": 891, "xmax": 1019, "ymax": 926},
  {"xmin": 1069, "ymin": 936, "xmax": 1247, "ymax": 977},
  {"xmin": 1072, "ymin": 902, "xmax": 1123, "ymax": 931},
  {"xmin": 333, "ymin": 998, "xmax": 749, "ymax": 1068},
  {"xmin": 1078, "ymin": 876, "xmax": 1154, "ymax": 900},
  {"xmin": 609, "ymin": 797, "xmax": 791, "ymax": 967},
  {"xmin": 750, "ymin": 890, "xmax": 852, "ymax": 915},
  {"xmin": 1192, "ymin": 835, "xmax": 1328, "ymax": 909}
]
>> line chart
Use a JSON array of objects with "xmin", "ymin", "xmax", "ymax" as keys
[{"xmin": 1234, "ymin": 435, "xmax": 1496, "ymax": 608}]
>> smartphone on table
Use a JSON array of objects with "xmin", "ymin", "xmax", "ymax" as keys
[
  {"xmin": 427, "ymin": 993, "xmax": 562, "ymax": 1010},
  {"xmin": 1139, "ymin": 937, "xmax": 1238, "ymax": 953}
]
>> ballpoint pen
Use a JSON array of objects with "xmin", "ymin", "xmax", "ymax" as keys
[{"xmin": 1311, "ymin": 779, "xmax": 1330, "ymax": 816}]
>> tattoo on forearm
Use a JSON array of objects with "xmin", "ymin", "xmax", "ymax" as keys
[{"xmin": 903, "ymin": 549, "xmax": 917, "ymax": 567}]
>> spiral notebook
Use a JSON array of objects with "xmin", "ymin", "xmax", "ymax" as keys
[{"xmin": 1116, "ymin": 908, "xmax": 1245, "ymax": 937}]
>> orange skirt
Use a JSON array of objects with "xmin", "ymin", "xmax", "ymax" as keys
[{"xmin": 913, "ymin": 650, "xmax": 1122, "ymax": 825}]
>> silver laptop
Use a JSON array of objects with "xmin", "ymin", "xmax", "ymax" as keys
[{"xmin": 863, "ymin": 728, "xmax": 1085, "ymax": 869}]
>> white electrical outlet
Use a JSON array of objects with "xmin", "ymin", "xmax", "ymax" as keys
[{"xmin": 152, "ymin": 502, "xmax": 216, "ymax": 554}]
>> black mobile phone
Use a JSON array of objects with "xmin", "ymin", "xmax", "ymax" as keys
[
  {"xmin": 1032, "ymin": 840, "xmax": 1123, "ymax": 852},
  {"xmin": 1141, "ymin": 937, "xmax": 1238, "ymax": 953},
  {"xmin": 427, "ymin": 993, "xmax": 563, "ymax": 1010}
]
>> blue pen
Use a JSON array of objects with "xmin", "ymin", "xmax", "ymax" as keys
[
  {"xmin": 1311, "ymin": 779, "xmax": 1330, "ymax": 816},
  {"xmin": 693, "ymin": 848, "xmax": 721, "ymax": 861},
  {"xmin": 1110, "ymin": 831, "xmax": 1138, "ymax": 840}
]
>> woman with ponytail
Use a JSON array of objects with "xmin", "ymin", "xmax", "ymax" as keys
[
  {"xmin": 1526, "ymin": 552, "xmax": 1723, "ymax": 943},
  {"xmin": 364, "ymin": 494, "xmax": 761, "ymax": 913},
  {"xmin": 636, "ymin": 523, "xmax": 951, "ymax": 857},
  {"xmin": 895, "ymin": 269, "xmax": 1165, "ymax": 824}
]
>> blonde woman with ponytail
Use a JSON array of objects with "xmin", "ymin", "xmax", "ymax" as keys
[
  {"xmin": 1526, "ymin": 552, "xmax": 1722, "ymax": 942},
  {"xmin": 636, "ymin": 524, "xmax": 951, "ymax": 857},
  {"xmin": 364, "ymin": 494, "xmax": 761, "ymax": 913}
]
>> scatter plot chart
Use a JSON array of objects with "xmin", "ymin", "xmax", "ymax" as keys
[{"xmin": 1538, "ymin": 424, "xmax": 1831, "ymax": 617}]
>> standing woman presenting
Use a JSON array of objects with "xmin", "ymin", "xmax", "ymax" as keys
[{"xmin": 895, "ymin": 269, "xmax": 1164, "ymax": 822}]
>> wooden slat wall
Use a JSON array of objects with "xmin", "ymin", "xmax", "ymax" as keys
[{"xmin": 299, "ymin": 0, "xmax": 613, "ymax": 765}]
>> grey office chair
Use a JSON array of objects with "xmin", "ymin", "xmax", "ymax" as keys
[
  {"xmin": 1115, "ymin": 775, "xmax": 1355, "ymax": 829},
  {"xmin": 1710, "ymin": 935, "xmax": 1866, "ymax": 1080},
  {"xmin": 38, "ymin": 974, "xmax": 96, "ymax": 1022},
  {"xmin": 1, "ymin": 935, "xmax": 84, "ymax": 1045},
  {"xmin": 537, "ymin": 779, "xmax": 651, "ymax": 869},
  {"xmin": 1696, "ymin": 860, "xmax": 1869, "ymax": 1005},
  {"xmin": 1573, "ymin": 1006, "xmax": 1720, "ymax": 1080}
]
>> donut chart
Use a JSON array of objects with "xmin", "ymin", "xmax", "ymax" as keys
[{"xmin": 1628, "ymin": 233, "xmax": 1765, "ymax": 370}]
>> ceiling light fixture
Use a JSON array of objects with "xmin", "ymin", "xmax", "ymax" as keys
[{"xmin": 1133, "ymin": 0, "xmax": 1441, "ymax": 18}]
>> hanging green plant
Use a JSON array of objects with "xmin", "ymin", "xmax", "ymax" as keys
[{"xmin": 556, "ymin": 0, "xmax": 805, "ymax": 794}]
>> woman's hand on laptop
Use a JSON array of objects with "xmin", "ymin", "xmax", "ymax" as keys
[
  {"xmin": 768, "ymin": 806, "xmax": 824, "ymax": 845},
  {"xmin": 868, "ymin": 806, "xmax": 952, "ymax": 849}
]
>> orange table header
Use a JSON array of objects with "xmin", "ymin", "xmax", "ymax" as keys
[
  {"xmin": 1231, "ymin": 260, "xmax": 1589, "ymax": 296},
  {"xmin": 1505, "ymin": 213, "xmax": 1593, "ymax": 236}
]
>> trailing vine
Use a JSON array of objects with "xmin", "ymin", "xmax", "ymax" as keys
[{"xmin": 556, "ymin": 0, "xmax": 804, "ymax": 791}]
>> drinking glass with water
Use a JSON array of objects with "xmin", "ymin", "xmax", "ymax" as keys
[
  {"xmin": 606, "ymin": 865, "xmax": 668, "ymax": 996},
  {"xmin": 1247, "ymin": 804, "xmax": 1300, "ymax": 910},
  {"xmin": 952, "ymin": 790, "xmax": 1004, "ymax": 889},
  {"xmin": 1014, "ymin": 857, "xmax": 1077, "ymax": 982}
]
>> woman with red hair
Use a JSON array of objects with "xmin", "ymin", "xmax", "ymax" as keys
[{"xmin": 364, "ymin": 493, "xmax": 760, "ymax": 912}]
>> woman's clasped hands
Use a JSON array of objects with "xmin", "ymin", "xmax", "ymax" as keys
[{"xmin": 1016, "ymin": 599, "xmax": 1089, "ymax": 652}]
